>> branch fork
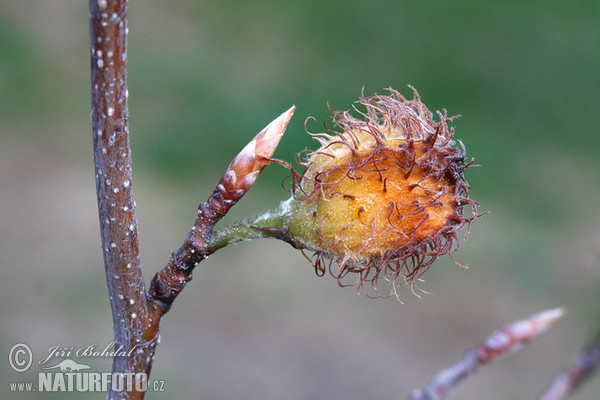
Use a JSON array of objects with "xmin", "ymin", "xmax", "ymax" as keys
[{"xmin": 90, "ymin": 7, "xmax": 293, "ymax": 391}]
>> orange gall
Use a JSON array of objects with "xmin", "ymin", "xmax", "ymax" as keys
[{"xmin": 286, "ymin": 87, "xmax": 477, "ymax": 297}]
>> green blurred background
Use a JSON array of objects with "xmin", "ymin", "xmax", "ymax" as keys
[{"xmin": 1, "ymin": 1, "xmax": 599, "ymax": 399}]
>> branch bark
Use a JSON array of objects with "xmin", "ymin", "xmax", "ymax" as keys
[{"xmin": 90, "ymin": 1, "xmax": 156, "ymax": 398}]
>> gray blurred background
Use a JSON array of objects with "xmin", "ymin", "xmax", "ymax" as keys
[{"xmin": 1, "ymin": 1, "xmax": 599, "ymax": 399}]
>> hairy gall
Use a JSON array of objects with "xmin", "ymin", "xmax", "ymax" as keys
[{"xmin": 285, "ymin": 87, "xmax": 478, "ymax": 297}]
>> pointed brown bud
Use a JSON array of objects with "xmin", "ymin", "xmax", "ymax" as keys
[{"xmin": 208, "ymin": 107, "xmax": 295, "ymax": 216}]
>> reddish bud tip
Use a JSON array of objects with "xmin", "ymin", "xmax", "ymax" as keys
[{"xmin": 210, "ymin": 107, "xmax": 294, "ymax": 216}]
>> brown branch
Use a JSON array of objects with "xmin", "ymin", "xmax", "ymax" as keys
[
  {"xmin": 90, "ymin": 1, "xmax": 156, "ymax": 398},
  {"xmin": 409, "ymin": 308, "xmax": 564, "ymax": 400},
  {"xmin": 538, "ymin": 334, "xmax": 600, "ymax": 400}
]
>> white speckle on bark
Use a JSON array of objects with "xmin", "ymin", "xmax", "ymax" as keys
[
  {"xmin": 107, "ymin": 50, "xmax": 113, "ymax": 58},
  {"xmin": 106, "ymin": 179, "xmax": 111, "ymax": 186},
  {"xmin": 102, "ymin": 147, "xmax": 107, "ymax": 154},
  {"xmin": 122, "ymin": 206, "xmax": 129, "ymax": 212},
  {"xmin": 131, "ymin": 313, "xmax": 137, "ymax": 319},
  {"xmin": 129, "ymin": 299, "xmax": 135, "ymax": 305},
  {"xmin": 485, "ymin": 331, "xmax": 510, "ymax": 351},
  {"xmin": 97, "ymin": 58, "xmax": 104, "ymax": 68},
  {"xmin": 113, "ymin": 187, "xmax": 119, "ymax": 193},
  {"xmin": 123, "ymin": 180, "xmax": 130, "ymax": 188},
  {"xmin": 110, "ymin": 242, "xmax": 117, "ymax": 248},
  {"xmin": 98, "ymin": 0, "xmax": 107, "ymax": 9},
  {"xmin": 107, "ymin": 107, "xmax": 115, "ymax": 117},
  {"xmin": 118, "ymin": 294, "xmax": 124, "ymax": 300},
  {"xmin": 126, "ymin": 263, "xmax": 132, "ymax": 269}
]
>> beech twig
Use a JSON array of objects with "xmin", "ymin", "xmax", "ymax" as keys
[
  {"xmin": 148, "ymin": 107, "xmax": 294, "ymax": 315},
  {"xmin": 409, "ymin": 308, "xmax": 564, "ymax": 400}
]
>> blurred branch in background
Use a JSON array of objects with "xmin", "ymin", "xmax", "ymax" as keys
[
  {"xmin": 409, "ymin": 309, "xmax": 564, "ymax": 400},
  {"xmin": 539, "ymin": 331, "xmax": 600, "ymax": 400}
]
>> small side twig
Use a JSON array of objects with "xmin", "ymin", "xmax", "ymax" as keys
[
  {"xmin": 147, "ymin": 106, "xmax": 295, "ymax": 316},
  {"xmin": 538, "ymin": 334, "xmax": 600, "ymax": 400},
  {"xmin": 409, "ymin": 308, "xmax": 564, "ymax": 400}
]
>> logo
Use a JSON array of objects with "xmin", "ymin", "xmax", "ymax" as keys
[
  {"xmin": 41, "ymin": 359, "xmax": 91, "ymax": 372},
  {"xmin": 7, "ymin": 342, "xmax": 165, "ymax": 393}
]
